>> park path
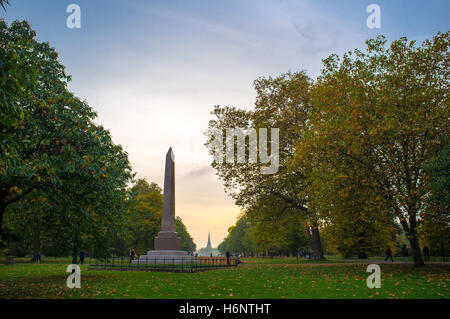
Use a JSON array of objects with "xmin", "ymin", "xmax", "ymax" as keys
[{"xmin": 245, "ymin": 261, "xmax": 450, "ymax": 266}]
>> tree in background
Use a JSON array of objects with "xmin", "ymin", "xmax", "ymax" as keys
[
  {"xmin": 218, "ymin": 210, "xmax": 308, "ymax": 257},
  {"xmin": 125, "ymin": 179, "xmax": 163, "ymax": 254},
  {"xmin": 123, "ymin": 179, "xmax": 195, "ymax": 255},
  {"xmin": 218, "ymin": 216, "xmax": 253, "ymax": 256},
  {"xmin": 175, "ymin": 216, "xmax": 196, "ymax": 253},
  {"xmin": 245, "ymin": 196, "xmax": 309, "ymax": 257}
]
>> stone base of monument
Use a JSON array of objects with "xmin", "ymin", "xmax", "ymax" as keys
[
  {"xmin": 132, "ymin": 250, "xmax": 198, "ymax": 264},
  {"xmin": 154, "ymin": 230, "xmax": 182, "ymax": 250}
]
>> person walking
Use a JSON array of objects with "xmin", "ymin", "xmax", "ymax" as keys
[
  {"xmin": 423, "ymin": 246, "xmax": 430, "ymax": 262},
  {"xmin": 402, "ymin": 245, "xmax": 408, "ymax": 262},
  {"xmin": 129, "ymin": 249, "xmax": 136, "ymax": 263},
  {"xmin": 384, "ymin": 247, "xmax": 394, "ymax": 262},
  {"xmin": 79, "ymin": 250, "xmax": 85, "ymax": 264},
  {"xmin": 35, "ymin": 252, "xmax": 41, "ymax": 264},
  {"xmin": 226, "ymin": 250, "xmax": 230, "ymax": 265}
]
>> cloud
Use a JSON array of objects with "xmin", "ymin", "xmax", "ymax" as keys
[{"xmin": 185, "ymin": 165, "xmax": 215, "ymax": 177}]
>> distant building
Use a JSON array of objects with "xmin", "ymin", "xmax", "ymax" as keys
[{"xmin": 196, "ymin": 232, "xmax": 219, "ymax": 256}]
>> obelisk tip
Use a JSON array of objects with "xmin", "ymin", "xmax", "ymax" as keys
[{"xmin": 167, "ymin": 147, "xmax": 174, "ymax": 162}]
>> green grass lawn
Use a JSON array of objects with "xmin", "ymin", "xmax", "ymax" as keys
[
  {"xmin": 242, "ymin": 257, "xmax": 342, "ymax": 264},
  {"xmin": 0, "ymin": 256, "xmax": 77, "ymax": 264},
  {"xmin": 0, "ymin": 259, "xmax": 448, "ymax": 299}
]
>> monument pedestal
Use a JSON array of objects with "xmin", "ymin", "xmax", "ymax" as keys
[{"xmin": 154, "ymin": 230, "xmax": 181, "ymax": 250}]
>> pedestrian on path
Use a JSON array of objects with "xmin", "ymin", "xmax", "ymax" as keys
[
  {"xmin": 129, "ymin": 249, "xmax": 136, "ymax": 263},
  {"xmin": 423, "ymin": 246, "xmax": 430, "ymax": 262},
  {"xmin": 402, "ymin": 245, "xmax": 408, "ymax": 262},
  {"xmin": 385, "ymin": 247, "xmax": 394, "ymax": 262},
  {"xmin": 79, "ymin": 250, "xmax": 85, "ymax": 264}
]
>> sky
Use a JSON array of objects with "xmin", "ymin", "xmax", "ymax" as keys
[{"xmin": 2, "ymin": 0, "xmax": 449, "ymax": 248}]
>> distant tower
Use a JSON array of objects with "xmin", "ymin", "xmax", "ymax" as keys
[{"xmin": 206, "ymin": 232, "xmax": 212, "ymax": 249}]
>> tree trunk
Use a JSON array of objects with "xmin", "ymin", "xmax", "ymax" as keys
[
  {"xmin": 31, "ymin": 236, "xmax": 41, "ymax": 262},
  {"xmin": 400, "ymin": 216, "xmax": 424, "ymax": 267},
  {"xmin": 311, "ymin": 226, "xmax": 325, "ymax": 260},
  {"xmin": 0, "ymin": 201, "xmax": 5, "ymax": 238},
  {"xmin": 72, "ymin": 233, "xmax": 79, "ymax": 265},
  {"xmin": 409, "ymin": 232, "xmax": 424, "ymax": 267},
  {"xmin": 409, "ymin": 215, "xmax": 424, "ymax": 267}
]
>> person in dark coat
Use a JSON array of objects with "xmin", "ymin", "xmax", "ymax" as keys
[
  {"xmin": 79, "ymin": 250, "xmax": 85, "ymax": 264},
  {"xmin": 423, "ymin": 246, "xmax": 430, "ymax": 262},
  {"xmin": 402, "ymin": 245, "xmax": 408, "ymax": 262},
  {"xmin": 129, "ymin": 249, "xmax": 136, "ymax": 263},
  {"xmin": 226, "ymin": 250, "xmax": 231, "ymax": 265},
  {"xmin": 385, "ymin": 247, "xmax": 394, "ymax": 262}
]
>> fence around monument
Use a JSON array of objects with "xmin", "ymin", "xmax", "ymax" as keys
[{"xmin": 88, "ymin": 256, "xmax": 239, "ymax": 272}]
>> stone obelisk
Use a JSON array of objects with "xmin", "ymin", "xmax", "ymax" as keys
[
  {"xmin": 154, "ymin": 147, "xmax": 181, "ymax": 250},
  {"xmin": 132, "ymin": 147, "xmax": 196, "ymax": 264}
]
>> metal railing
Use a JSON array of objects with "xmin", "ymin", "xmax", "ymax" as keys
[{"xmin": 88, "ymin": 256, "xmax": 239, "ymax": 272}]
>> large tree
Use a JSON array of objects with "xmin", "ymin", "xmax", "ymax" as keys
[
  {"xmin": 4, "ymin": 111, "xmax": 133, "ymax": 263},
  {"xmin": 296, "ymin": 32, "xmax": 449, "ymax": 266},
  {"xmin": 206, "ymin": 72, "xmax": 325, "ymax": 259},
  {"xmin": 1, "ymin": 20, "xmax": 116, "ymax": 235},
  {"xmin": 1, "ymin": 20, "xmax": 133, "ymax": 262},
  {"xmin": 298, "ymin": 131, "xmax": 397, "ymax": 257}
]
